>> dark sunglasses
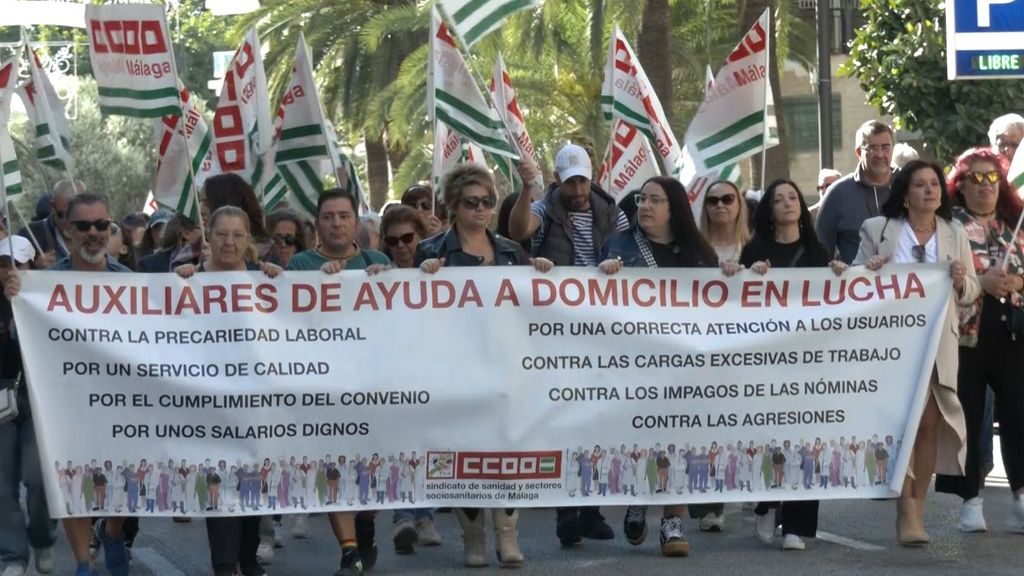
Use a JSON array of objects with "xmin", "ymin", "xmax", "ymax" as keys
[
  {"xmin": 461, "ymin": 195, "xmax": 497, "ymax": 210},
  {"xmin": 69, "ymin": 219, "xmax": 112, "ymax": 232},
  {"xmin": 54, "ymin": 210, "xmax": 66, "ymax": 219},
  {"xmin": 965, "ymin": 170, "xmax": 999, "ymax": 185},
  {"xmin": 384, "ymin": 232, "xmax": 416, "ymax": 247},
  {"xmin": 911, "ymin": 244, "xmax": 926, "ymax": 263},
  {"xmin": 705, "ymin": 194, "xmax": 737, "ymax": 207},
  {"xmin": 274, "ymin": 234, "xmax": 298, "ymax": 247}
]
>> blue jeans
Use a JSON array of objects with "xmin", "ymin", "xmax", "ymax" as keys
[
  {"xmin": 392, "ymin": 508, "xmax": 434, "ymax": 524},
  {"xmin": 0, "ymin": 393, "xmax": 56, "ymax": 565}
]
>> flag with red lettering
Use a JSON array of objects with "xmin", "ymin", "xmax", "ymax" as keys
[
  {"xmin": 490, "ymin": 52, "xmax": 542, "ymax": 196},
  {"xmin": 142, "ymin": 190, "xmax": 157, "ymax": 216},
  {"xmin": 600, "ymin": 26, "xmax": 680, "ymax": 174},
  {"xmin": 432, "ymin": 122, "xmax": 486, "ymax": 197},
  {"xmin": 0, "ymin": 58, "xmax": 23, "ymax": 199},
  {"xmin": 677, "ymin": 8, "xmax": 778, "ymax": 182},
  {"xmin": 213, "ymin": 27, "xmax": 273, "ymax": 194},
  {"xmin": 153, "ymin": 82, "xmax": 216, "ymax": 222},
  {"xmin": 597, "ymin": 119, "xmax": 660, "ymax": 202},
  {"xmin": 85, "ymin": 4, "xmax": 180, "ymax": 118},
  {"xmin": 19, "ymin": 41, "xmax": 74, "ymax": 173}
]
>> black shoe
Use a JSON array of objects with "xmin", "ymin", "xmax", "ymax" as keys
[
  {"xmin": 623, "ymin": 505, "xmax": 648, "ymax": 545},
  {"xmin": 556, "ymin": 509, "xmax": 582, "ymax": 546},
  {"xmin": 356, "ymin": 514, "xmax": 378, "ymax": 571},
  {"xmin": 335, "ymin": 547, "xmax": 363, "ymax": 575},
  {"xmin": 392, "ymin": 518, "xmax": 417, "ymax": 555},
  {"xmin": 240, "ymin": 561, "xmax": 266, "ymax": 576},
  {"xmin": 580, "ymin": 508, "xmax": 614, "ymax": 540}
]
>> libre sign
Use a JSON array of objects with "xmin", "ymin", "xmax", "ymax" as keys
[{"xmin": 946, "ymin": 0, "xmax": 1024, "ymax": 79}]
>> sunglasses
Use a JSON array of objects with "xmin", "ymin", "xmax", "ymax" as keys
[
  {"xmin": 705, "ymin": 194, "xmax": 737, "ymax": 207},
  {"xmin": 69, "ymin": 219, "xmax": 112, "ymax": 232},
  {"xmin": 911, "ymin": 244, "xmax": 926, "ymax": 263},
  {"xmin": 384, "ymin": 232, "xmax": 416, "ymax": 247},
  {"xmin": 965, "ymin": 170, "xmax": 1000, "ymax": 185},
  {"xmin": 274, "ymin": 234, "xmax": 298, "ymax": 247},
  {"xmin": 461, "ymin": 195, "xmax": 497, "ymax": 210},
  {"xmin": 54, "ymin": 210, "xmax": 66, "ymax": 219}
]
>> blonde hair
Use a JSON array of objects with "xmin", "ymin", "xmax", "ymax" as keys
[
  {"xmin": 442, "ymin": 164, "xmax": 495, "ymax": 220},
  {"xmin": 699, "ymin": 180, "xmax": 751, "ymax": 250}
]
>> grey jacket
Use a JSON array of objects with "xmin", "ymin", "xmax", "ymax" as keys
[{"xmin": 815, "ymin": 164, "xmax": 892, "ymax": 264}]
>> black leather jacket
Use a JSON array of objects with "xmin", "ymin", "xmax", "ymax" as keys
[{"xmin": 415, "ymin": 227, "xmax": 528, "ymax": 267}]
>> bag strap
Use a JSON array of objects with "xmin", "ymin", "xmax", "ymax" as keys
[{"xmin": 786, "ymin": 246, "xmax": 806, "ymax": 268}]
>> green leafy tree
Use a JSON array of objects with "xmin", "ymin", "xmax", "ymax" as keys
[{"xmin": 843, "ymin": 0, "xmax": 1022, "ymax": 161}]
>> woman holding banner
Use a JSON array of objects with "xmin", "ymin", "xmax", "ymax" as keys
[
  {"xmin": 743, "ymin": 178, "xmax": 847, "ymax": 551},
  {"xmin": 699, "ymin": 180, "xmax": 751, "ymax": 265},
  {"xmin": 598, "ymin": 175, "xmax": 724, "ymax": 557},
  {"xmin": 854, "ymin": 159, "xmax": 976, "ymax": 546},
  {"xmin": 174, "ymin": 205, "xmax": 282, "ymax": 576},
  {"xmin": 380, "ymin": 205, "xmax": 426, "ymax": 270},
  {"xmin": 418, "ymin": 163, "xmax": 554, "ymax": 569},
  {"xmin": 935, "ymin": 148, "xmax": 1024, "ymax": 533}
]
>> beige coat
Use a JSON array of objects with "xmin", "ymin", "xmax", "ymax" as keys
[{"xmin": 854, "ymin": 216, "xmax": 977, "ymax": 476}]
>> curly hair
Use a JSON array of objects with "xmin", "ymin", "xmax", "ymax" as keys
[
  {"xmin": 442, "ymin": 164, "xmax": 495, "ymax": 221},
  {"xmin": 947, "ymin": 147, "xmax": 1022, "ymax": 225}
]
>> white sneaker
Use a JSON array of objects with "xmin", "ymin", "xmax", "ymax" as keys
[
  {"xmin": 290, "ymin": 514, "xmax": 310, "ymax": 539},
  {"xmin": 782, "ymin": 533, "xmax": 806, "ymax": 550},
  {"xmin": 0, "ymin": 563, "xmax": 27, "ymax": 576},
  {"xmin": 1011, "ymin": 495, "xmax": 1024, "ymax": 533},
  {"xmin": 958, "ymin": 497, "xmax": 987, "ymax": 532},
  {"xmin": 754, "ymin": 511, "xmax": 776, "ymax": 544},
  {"xmin": 698, "ymin": 512, "xmax": 725, "ymax": 532},
  {"xmin": 33, "ymin": 547, "xmax": 54, "ymax": 574}
]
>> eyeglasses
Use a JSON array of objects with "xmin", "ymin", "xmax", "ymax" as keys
[
  {"xmin": 705, "ymin": 194, "xmax": 736, "ymax": 207},
  {"xmin": 384, "ymin": 232, "xmax": 416, "ymax": 247},
  {"xmin": 965, "ymin": 170, "xmax": 1000, "ymax": 185},
  {"xmin": 860, "ymin": 143, "xmax": 892, "ymax": 153},
  {"xmin": 460, "ymin": 195, "xmax": 497, "ymax": 210},
  {"xmin": 69, "ymin": 219, "xmax": 112, "ymax": 232},
  {"xmin": 274, "ymin": 234, "xmax": 298, "ymax": 247},
  {"xmin": 635, "ymin": 194, "xmax": 668, "ymax": 206},
  {"xmin": 911, "ymin": 244, "xmax": 926, "ymax": 263}
]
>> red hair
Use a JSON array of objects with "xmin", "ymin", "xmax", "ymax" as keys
[{"xmin": 947, "ymin": 147, "xmax": 1022, "ymax": 225}]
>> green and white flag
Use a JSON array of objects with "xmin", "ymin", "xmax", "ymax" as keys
[
  {"xmin": 682, "ymin": 65, "xmax": 743, "ymax": 211},
  {"xmin": 0, "ymin": 58, "xmax": 23, "ymax": 199},
  {"xmin": 213, "ymin": 27, "xmax": 274, "ymax": 193},
  {"xmin": 85, "ymin": 4, "xmax": 180, "ymax": 118},
  {"xmin": 432, "ymin": 121, "xmax": 486, "ymax": 198},
  {"xmin": 19, "ymin": 43, "xmax": 73, "ymax": 172},
  {"xmin": 677, "ymin": 8, "xmax": 778, "ymax": 182},
  {"xmin": 429, "ymin": 9, "xmax": 518, "ymax": 161},
  {"xmin": 1009, "ymin": 141, "xmax": 1024, "ymax": 190},
  {"xmin": 153, "ymin": 82, "xmax": 216, "ymax": 222},
  {"xmin": 600, "ymin": 26, "xmax": 680, "ymax": 174},
  {"xmin": 437, "ymin": 0, "xmax": 539, "ymax": 48},
  {"xmin": 267, "ymin": 34, "xmax": 362, "ymax": 216}
]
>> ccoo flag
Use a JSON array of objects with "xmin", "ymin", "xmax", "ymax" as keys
[
  {"xmin": 438, "ymin": 0, "xmax": 539, "ymax": 48},
  {"xmin": 153, "ymin": 82, "xmax": 217, "ymax": 222}
]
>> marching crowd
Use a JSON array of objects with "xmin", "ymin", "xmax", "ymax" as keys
[{"xmin": 2, "ymin": 116, "xmax": 1024, "ymax": 575}]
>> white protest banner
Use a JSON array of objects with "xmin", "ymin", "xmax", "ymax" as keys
[
  {"xmin": 597, "ymin": 119, "xmax": 661, "ymax": 202},
  {"xmin": 600, "ymin": 27, "xmax": 680, "ymax": 174},
  {"xmin": 213, "ymin": 28, "xmax": 273, "ymax": 191},
  {"xmin": 14, "ymin": 266, "xmax": 950, "ymax": 517},
  {"xmin": 0, "ymin": 58, "xmax": 23, "ymax": 199},
  {"xmin": 677, "ymin": 9, "xmax": 778, "ymax": 182},
  {"xmin": 85, "ymin": 4, "xmax": 179, "ymax": 118},
  {"xmin": 19, "ymin": 43, "xmax": 74, "ymax": 173}
]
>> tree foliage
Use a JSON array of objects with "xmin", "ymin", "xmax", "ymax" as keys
[{"xmin": 843, "ymin": 0, "xmax": 1022, "ymax": 161}]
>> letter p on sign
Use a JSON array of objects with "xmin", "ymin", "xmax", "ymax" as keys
[{"xmin": 978, "ymin": 0, "xmax": 1016, "ymax": 27}]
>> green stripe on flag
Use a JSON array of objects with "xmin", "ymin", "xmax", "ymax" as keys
[
  {"xmin": 696, "ymin": 111, "xmax": 763, "ymax": 151},
  {"xmin": 278, "ymin": 163, "xmax": 320, "ymax": 215},
  {"xmin": 3, "ymin": 160, "xmax": 18, "ymax": 175},
  {"xmin": 704, "ymin": 134, "xmax": 764, "ymax": 170},
  {"xmin": 99, "ymin": 105, "xmax": 182, "ymax": 119},
  {"xmin": 36, "ymin": 124, "xmax": 50, "ymax": 137},
  {"xmin": 276, "ymin": 146, "xmax": 329, "ymax": 163},
  {"xmin": 461, "ymin": 0, "xmax": 536, "ymax": 45},
  {"xmin": 610, "ymin": 101, "xmax": 653, "ymax": 130},
  {"xmin": 1012, "ymin": 173, "xmax": 1024, "ymax": 189},
  {"xmin": 434, "ymin": 90, "xmax": 505, "ymax": 130},
  {"xmin": 280, "ymin": 125, "xmax": 324, "ymax": 140},
  {"xmin": 98, "ymin": 86, "xmax": 181, "ymax": 100},
  {"xmin": 5, "ymin": 184, "xmax": 22, "ymax": 196},
  {"xmin": 435, "ymin": 109, "xmax": 514, "ymax": 155},
  {"xmin": 42, "ymin": 159, "xmax": 66, "ymax": 169}
]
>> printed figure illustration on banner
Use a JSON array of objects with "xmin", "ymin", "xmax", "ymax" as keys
[
  {"xmin": 12, "ymin": 266, "xmax": 951, "ymax": 517},
  {"xmin": 85, "ymin": 3, "xmax": 179, "ymax": 118},
  {"xmin": 676, "ymin": 8, "xmax": 778, "ymax": 195}
]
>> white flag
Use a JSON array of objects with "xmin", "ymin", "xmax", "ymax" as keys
[
  {"xmin": 213, "ymin": 28, "xmax": 273, "ymax": 192},
  {"xmin": 429, "ymin": 9, "xmax": 518, "ymax": 160},
  {"xmin": 0, "ymin": 58, "xmax": 24, "ymax": 199},
  {"xmin": 600, "ymin": 26, "xmax": 680, "ymax": 174},
  {"xmin": 19, "ymin": 43, "xmax": 74, "ymax": 173},
  {"xmin": 142, "ymin": 190, "xmax": 157, "ymax": 216},
  {"xmin": 1009, "ymin": 139, "xmax": 1024, "ymax": 190},
  {"xmin": 490, "ymin": 52, "xmax": 543, "ymax": 195},
  {"xmin": 438, "ymin": 0, "xmax": 539, "ymax": 48},
  {"xmin": 153, "ymin": 82, "xmax": 217, "ymax": 222},
  {"xmin": 596, "ymin": 119, "xmax": 661, "ymax": 203},
  {"xmin": 678, "ymin": 9, "xmax": 778, "ymax": 181},
  {"xmin": 432, "ymin": 122, "xmax": 486, "ymax": 198}
]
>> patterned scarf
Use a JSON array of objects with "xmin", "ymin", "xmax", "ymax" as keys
[{"xmin": 634, "ymin": 227, "xmax": 658, "ymax": 268}]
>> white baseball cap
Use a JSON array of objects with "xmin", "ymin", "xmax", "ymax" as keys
[
  {"xmin": 0, "ymin": 235, "xmax": 35, "ymax": 264},
  {"xmin": 555, "ymin": 143, "xmax": 593, "ymax": 182}
]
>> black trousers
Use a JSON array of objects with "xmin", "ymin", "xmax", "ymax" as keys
[
  {"xmin": 754, "ymin": 500, "xmax": 818, "ymax": 538},
  {"xmin": 556, "ymin": 506, "xmax": 603, "ymax": 520},
  {"xmin": 206, "ymin": 516, "xmax": 260, "ymax": 573},
  {"xmin": 936, "ymin": 297, "xmax": 1024, "ymax": 499}
]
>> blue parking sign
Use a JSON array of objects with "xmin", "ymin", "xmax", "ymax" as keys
[{"xmin": 947, "ymin": 0, "xmax": 1024, "ymax": 79}]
